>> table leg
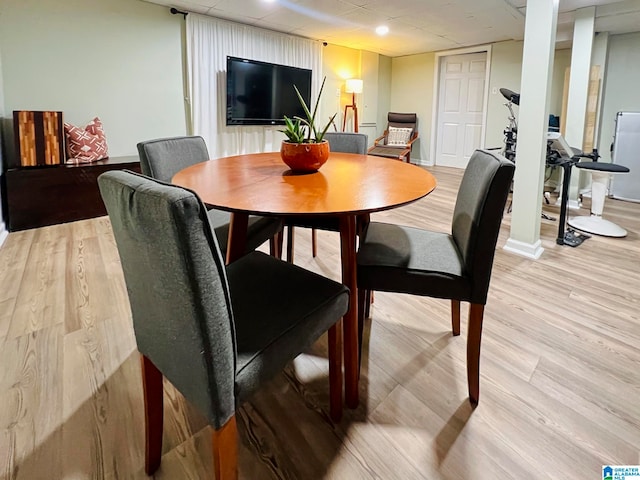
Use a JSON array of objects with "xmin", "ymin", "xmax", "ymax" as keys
[
  {"xmin": 339, "ymin": 215, "xmax": 359, "ymax": 409},
  {"xmin": 226, "ymin": 212, "xmax": 249, "ymax": 265}
]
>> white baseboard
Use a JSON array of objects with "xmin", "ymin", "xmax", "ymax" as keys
[
  {"xmin": 413, "ymin": 158, "xmax": 433, "ymax": 167},
  {"xmin": 503, "ymin": 237, "xmax": 544, "ymax": 259}
]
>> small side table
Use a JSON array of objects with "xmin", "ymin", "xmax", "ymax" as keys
[{"xmin": 568, "ymin": 162, "xmax": 630, "ymax": 237}]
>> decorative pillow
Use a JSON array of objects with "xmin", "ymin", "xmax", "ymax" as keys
[
  {"xmin": 64, "ymin": 117, "xmax": 109, "ymax": 164},
  {"xmin": 386, "ymin": 126, "xmax": 413, "ymax": 147}
]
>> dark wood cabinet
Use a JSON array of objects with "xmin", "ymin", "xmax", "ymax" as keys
[{"xmin": 4, "ymin": 156, "xmax": 141, "ymax": 231}]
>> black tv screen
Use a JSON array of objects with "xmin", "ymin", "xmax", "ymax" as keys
[{"xmin": 226, "ymin": 56, "xmax": 312, "ymax": 126}]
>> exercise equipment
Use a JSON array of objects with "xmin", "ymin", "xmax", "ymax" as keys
[
  {"xmin": 497, "ymin": 88, "xmax": 596, "ymax": 247},
  {"xmin": 568, "ymin": 161, "xmax": 630, "ymax": 237},
  {"xmin": 499, "ymin": 88, "xmax": 519, "ymax": 162}
]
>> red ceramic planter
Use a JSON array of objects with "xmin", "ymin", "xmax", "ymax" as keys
[{"xmin": 280, "ymin": 140, "xmax": 330, "ymax": 172}]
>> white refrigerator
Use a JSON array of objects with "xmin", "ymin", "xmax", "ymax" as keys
[{"xmin": 610, "ymin": 111, "xmax": 640, "ymax": 202}]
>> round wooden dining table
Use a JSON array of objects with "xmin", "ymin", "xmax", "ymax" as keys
[{"xmin": 173, "ymin": 151, "xmax": 437, "ymax": 413}]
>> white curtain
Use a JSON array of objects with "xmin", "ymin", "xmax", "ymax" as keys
[{"xmin": 186, "ymin": 14, "xmax": 323, "ymax": 158}]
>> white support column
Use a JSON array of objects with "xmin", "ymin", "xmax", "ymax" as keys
[
  {"xmin": 591, "ymin": 32, "xmax": 608, "ymax": 154},
  {"xmin": 504, "ymin": 0, "xmax": 558, "ymax": 260},
  {"xmin": 578, "ymin": 31, "xmax": 609, "ymax": 194},
  {"xmin": 565, "ymin": 7, "xmax": 596, "ymax": 206}
]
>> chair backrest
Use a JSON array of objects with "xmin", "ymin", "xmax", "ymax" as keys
[
  {"xmin": 324, "ymin": 132, "xmax": 368, "ymax": 154},
  {"xmin": 451, "ymin": 149, "xmax": 515, "ymax": 304},
  {"xmin": 388, "ymin": 112, "xmax": 417, "ymax": 130},
  {"xmin": 385, "ymin": 112, "xmax": 417, "ymax": 146},
  {"xmin": 98, "ymin": 170, "xmax": 237, "ymax": 430},
  {"xmin": 137, "ymin": 136, "xmax": 209, "ymax": 182}
]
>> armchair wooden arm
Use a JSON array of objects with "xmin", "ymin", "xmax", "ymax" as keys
[
  {"xmin": 368, "ymin": 131, "xmax": 419, "ymax": 163},
  {"xmin": 373, "ymin": 132, "xmax": 386, "ymax": 146}
]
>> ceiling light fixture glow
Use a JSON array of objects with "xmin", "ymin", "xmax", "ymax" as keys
[{"xmin": 375, "ymin": 25, "xmax": 389, "ymax": 36}]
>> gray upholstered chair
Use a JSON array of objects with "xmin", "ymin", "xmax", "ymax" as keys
[
  {"xmin": 137, "ymin": 136, "xmax": 282, "ymax": 258},
  {"xmin": 98, "ymin": 170, "xmax": 349, "ymax": 479},
  {"xmin": 356, "ymin": 149, "xmax": 514, "ymax": 405},
  {"xmin": 368, "ymin": 112, "xmax": 419, "ymax": 163},
  {"xmin": 324, "ymin": 131, "xmax": 368, "ymax": 154},
  {"xmin": 284, "ymin": 131, "xmax": 368, "ymax": 261}
]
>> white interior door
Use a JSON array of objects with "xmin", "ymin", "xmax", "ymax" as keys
[{"xmin": 435, "ymin": 52, "xmax": 487, "ymax": 168}]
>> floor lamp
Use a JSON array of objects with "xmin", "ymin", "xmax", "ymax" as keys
[{"xmin": 342, "ymin": 79, "xmax": 363, "ymax": 133}]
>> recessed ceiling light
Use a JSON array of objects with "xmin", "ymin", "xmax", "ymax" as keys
[{"xmin": 376, "ymin": 25, "xmax": 389, "ymax": 36}]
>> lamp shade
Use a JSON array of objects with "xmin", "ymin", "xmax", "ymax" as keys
[{"xmin": 345, "ymin": 79, "xmax": 363, "ymax": 94}]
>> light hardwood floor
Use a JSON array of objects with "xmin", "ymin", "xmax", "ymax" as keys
[{"xmin": 1, "ymin": 165, "xmax": 639, "ymax": 479}]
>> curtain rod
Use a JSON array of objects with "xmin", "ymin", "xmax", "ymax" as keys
[{"xmin": 170, "ymin": 7, "xmax": 188, "ymax": 18}]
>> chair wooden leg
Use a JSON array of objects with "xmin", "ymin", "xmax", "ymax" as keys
[
  {"xmin": 274, "ymin": 229, "xmax": 284, "ymax": 259},
  {"xmin": 356, "ymin": 288, "xmax": 374, "ymax": 376},
  {"xmin": 364, "ymin": 289, "xmax": 372, "ymax": 319},
  {"xmin": 451, "ymin": 299, "xmax": 461, "ymax": 336},
  {"xmin": 355, "ymin": 213, "xmax": 370, "ymax": 237},
  {"xmin": 212, "ymin": 416, "xmax": 238, "ymax": 480},
  {"xmin": 357, "ymin": 287, "xmax": 367, "ymax": 373},
  {"xmin": 328, "ymin": 321, "xmax": 343, "ymax": 422},
  {"xmin": 312, "ymin": 228, "xmax": 318, "ymax": 257},
  {"xmin": 141, "ymin": 354, "xmax": 163, "ymax": 475},
  {"xmin": 467, "ymin": 303, "xmax": 485, "ymax": 406},
  {"xmin": 286, "ymin": 225, "xmax": 295, "ymax": 263},
  {"xmin": 269, "ymin": 236, "xmax": 277, "ymax": 258}
]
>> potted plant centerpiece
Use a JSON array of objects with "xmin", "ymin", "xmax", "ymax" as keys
[{"xmin": 280, "ymin": 77, "xmax": 337, "ymax": 172}]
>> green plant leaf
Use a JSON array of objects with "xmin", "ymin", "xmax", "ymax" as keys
[
  {"xmin": 309, "ymin": 77, "xmax": 327, "ymax": 140},
  {"xmin": 279, "ymin": 116, "xmax": 306, "ymax": 143},
  {"xmin": 283, "ymin": 76, "xmax": 337, "ymax": 143},
  {"xmin": 293, "ymin": 85, "xmax": 314, "ymax": 141},
  {"xmin": 317, "ymin": 112, "xmax": 338, "ymax": 142}
]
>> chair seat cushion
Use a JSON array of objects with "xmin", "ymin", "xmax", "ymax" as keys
[
  {"xmin": 575, "ymin": 161, "xmax": 630, "ymax": 173},
  {"xmin": 357, "ymin": 222, "xmax": 471, "ymax": 300},
  {"xmin": 227, "ymin": 252, "xmax": 349, "ymax": 404},
  {"xmin": 368, "ymin": 145, "xmax": 408, "ymax": 159},
  {"xmin": 206, "ymin": 209, "xmax": 282, "ymax": 255}
]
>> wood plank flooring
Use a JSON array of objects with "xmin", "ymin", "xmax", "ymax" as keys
[{"xmin": 1, "ymin": 165, "xmax": 639, "ymax": 479}]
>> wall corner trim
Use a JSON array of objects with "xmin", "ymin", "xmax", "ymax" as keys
[{"xmin": 0, "ymin": 223, "xmax": 8, "ymax": 249}]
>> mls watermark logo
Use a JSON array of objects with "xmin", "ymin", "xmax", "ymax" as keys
[{"xmin": 603, "ymin": 465, "xmax": 640, "ymax": 480}]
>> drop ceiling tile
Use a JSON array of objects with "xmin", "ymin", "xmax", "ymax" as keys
[
  {"xmin": 461, "ymin": 0, "xmax": 521, "ymax": 14},
  {"xmin": 597, "ymin": 0, "xmax": 640, "ymax": 16},
  {"xmin": 261, "ymin": 1, "xmax": 360, "ymax": 31},
  {"xmin": 558, "ymin": 0, "xmax": 623, "ymax": 13},
  {"xmin": 179, "ymin": 0, "xmax": 221, "ymax": 8},
  {"xmin": 141, "ymin": 0, "xmax": 216, "ymax": 13},
  {"xmin": 596, "ymin": 10, "xmax": 640, "ymax": 33},
  {"xmin": 141, "ymin": 0, "xmax": 640, "ymax": 56},
  {"xmin": 295, "ymin": 0, "xmax": 361, "ymax": 16},
  {"xmin": 291, "ymin": 23, "xmax": 362, "ymax": 40},
  {"xmin": 339, "ymin": 5, "xmax": 392, "ymax": 25},
  {"xmin": 355, "ymin": 0, "xmax": 448, "ymax": 18},
  {"xmin": 207, "ymin": 0, "xmax": 290, "ymax": 20}
]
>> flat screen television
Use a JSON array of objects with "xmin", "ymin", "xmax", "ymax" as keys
[{"xmin": 226, "ymin": 56, "xmax": 312, "ymax": 126}]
